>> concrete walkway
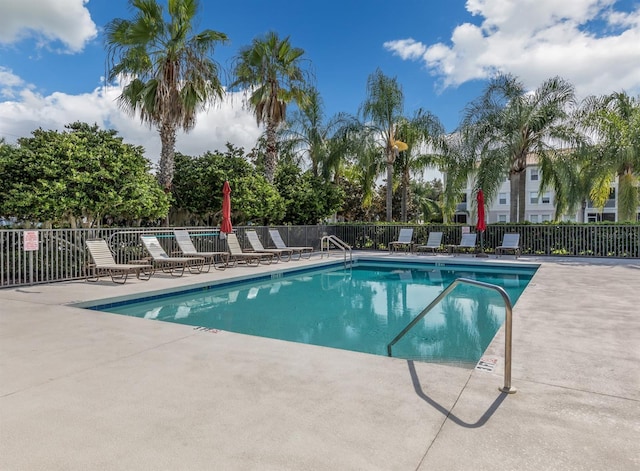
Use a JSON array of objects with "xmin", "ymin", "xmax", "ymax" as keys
[{"xmin": 1, "ymin": 254, "xmax": 638, "ymax": 470}]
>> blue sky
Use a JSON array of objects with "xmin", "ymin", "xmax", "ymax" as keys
[{"xmin": 1, "ymin": 0, "xmax": 639, "ymax": 172}]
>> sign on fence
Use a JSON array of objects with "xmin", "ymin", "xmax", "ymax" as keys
[{"xmin": 24, "ymin": 231, "xmax": 39, "ymax": 251}]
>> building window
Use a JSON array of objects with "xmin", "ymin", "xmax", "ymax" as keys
[
  {"xmin": 498, "ymin": 214, "xmax": 507, "ymax": 223},
  {"xmin": 530, "ymin": 214, "xmax": 539, "ymax": 223},
  {"xmin": 541, "ymin": 214, "xmax": 551, "ymax": 222},
  {"xmin": 542, "ymin": 192, "xmax": 551, "ymax": 204},
  {"xmin": 530, "ymin": 168, "xmax": 539, "ymax": 181},
  {"xmin": 588, "ymin": 213, "xmax": 616, "ymax": 222},
  {"xmin": 530, "ymin": 192, "xmax": 538, "ymax": 204},
  {"xmin": 499, "ymin": 192, "xmax": 507, "ymax": 205}
]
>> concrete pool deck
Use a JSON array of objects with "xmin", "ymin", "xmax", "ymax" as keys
[{"xmin": 1, "ymin": 253, "xmax": 638, "ymax": 470}]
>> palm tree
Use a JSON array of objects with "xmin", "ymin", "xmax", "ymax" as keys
[
  {"xmin": 538, "ymin": 147, "xmax": 599, "ymax": 222},
  {"xmin": 394, "ymin": 109, "xmax": 446, "ymax": 222},
  {"xmin": 461, "ymin": 74, "xmax": 578, "ymax": 222},
  {"xmin": 280, "ymin": 87, "xmax": 355, "ymax": 181},
  {"xmin": 439, "ymin": 132, "xmax": 476, "ymax": 223},
  {"xmin": 579, "ymin": 92, "xmax": 640, "ymax": 221},
  {"xmin": 359, "ymin": 69, "xmax": 405, "ymax": 222},
  {"xmin": 410, "ymin": 180, "xmax": 443, "ymax": 222},
  {"xmin": 105, "ymin": 0, "xmax": 228, "ymax": 192},
  {"xmin": 332, "ymin": 126, "xmax": 387, "ymax": 211},
  {"xmin": 231, "ymin": 31, "xmax": 310, "ymax": 183}
]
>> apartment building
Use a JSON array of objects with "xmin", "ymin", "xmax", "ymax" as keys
[{"xmin": 453, "ymin": 165, "xmax": 636, "ymax": 223}]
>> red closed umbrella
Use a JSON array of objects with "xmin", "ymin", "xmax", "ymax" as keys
[
  {"xmin": 476, "ymin": 189, "xmax": 486, "ymax": 232},
  {"xmin": 221, "ymin": 181, "xmax": 232, "ymax": 235},
  {"xmin": 476, "ymin": 189, "xmax": 487, "ymax": 257}
]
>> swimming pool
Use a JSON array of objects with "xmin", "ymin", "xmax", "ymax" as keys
[{"xmin": 89, "ymin": 260, "xmax": 537, "ymax": 366}]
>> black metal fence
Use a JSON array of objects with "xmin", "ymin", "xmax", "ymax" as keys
[
  {"xmin": 1, "ymin": 224, "xmax": 638, "ymax": 288},
  {"xmin": 330, "ymin": 224, "xmax": 640, "ymax": 258}
]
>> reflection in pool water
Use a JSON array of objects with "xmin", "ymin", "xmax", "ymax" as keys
[{"xmin": 97, "ymin": 263, "xmax": 536, "ymax": 366}]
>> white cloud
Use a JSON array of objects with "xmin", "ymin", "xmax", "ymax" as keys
[
  {"xmin": 0, "ymin": 73, "xmax": 263, "ymax": 165},
  {"xmin": 0, "ymin": 66, "xmax": 28, "ymax": 98},
  {"xmin": 607, "ymin": 7, "xmax": 640, "ymax": 27},
  {"xmin": 384, "ymin": 0, "xmax": 640, "ymax": 98},
  {"xmin": 0, "ymin": 0, "xmax": 97, "ymax": 52},
  {"xmin": 382, "ymin": 39, "xmax": 427, "ymax": 61}
]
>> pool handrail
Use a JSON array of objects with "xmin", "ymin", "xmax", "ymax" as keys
[
  {"xmin": 387, "ymin": 278, "xmax": 517, "ymax": 394},
  {"xmin": 320, "ymin": 235, "xmax": 352, "ymax": 267}
]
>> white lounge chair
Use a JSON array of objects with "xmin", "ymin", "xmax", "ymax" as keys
[
  {"xmin": 225, "ymin": 233, "xmax": 275, "ymax": 266},
  {"xmin": 389, "ymin": 228, "xmax": 415, "ymax": 253},
  {"xmin": 86, "ymin": 239, "xmax": 153, "ymax": 284},
  {"xmin": 245, "ymin": 230, "xmax": 293, "ymax": 262},
  {"xmin": 496, "ymin": 233, "xmax": 521, "ymax": 258},
  {"xmin": 447, "ymin": 233, "xmax": 477, "ymax": 255},
  {"xmin": 140, "ymin": 235, "xmax": 204, "ymax": 277},
  {"xmin": 416, "ymin": 232, "xmax": 443, "ymax": 254},
  {"xmin": 268, "ymin": 229, "xmax": 313, "ymax": 260},
  {"xmin": 174, "ymin": 229, "xmax": 230, "ymax": 271}
]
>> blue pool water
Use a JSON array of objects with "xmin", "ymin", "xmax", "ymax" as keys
[{"xmin": 92, "ymin": 261, "xmax": 537, "ymax": 365}]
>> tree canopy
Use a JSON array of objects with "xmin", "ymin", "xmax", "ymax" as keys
[
  {"xmin": 579, "ymin": 91, "xmax": 640, "ymax": 221},
  {"xmin": 3, "ymin": 61, "xmax": 638, "ymax": 227},
  {"xmin": 274, "ymin": 163, "xmax": 344, "ymax": 224},
  {"xmin": 171, "ymin": 144, "xmax": 286, "ymax": 225},
  {"xmin": 0, "ymin": 123, "xmax": 170, "ymax": 227}
]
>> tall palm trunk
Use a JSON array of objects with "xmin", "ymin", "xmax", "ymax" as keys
[
  {"xmin": 265, "ymin": 120, "xmax": 278, "ymax": 183},
  {"xmin": 386, "ymin": 160, "xmax": 394, "ymax": 222},
  {"xmin": 518, "ymin": 170, "xmax": 527, "ymax": 222},
  {"xmin": 386, "ymin": 145, "xmax": 397, "ymax": 222},
  {"xmin": 509, "ymin": 173, "xmax": 519, "ymax": 222},
  {"xmin": 158, "ymin": 121, "xmax": 177, "ymax": 191},
  {"xmin": 158, "ymin": 122, "xmax": 177, "ymax": 226},
  {"xmin": 401, "ymin": 167, "xmax": 410, "ymax": 222}
]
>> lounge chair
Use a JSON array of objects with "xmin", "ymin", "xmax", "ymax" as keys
[
  {"xmin": 447, "ymin": 233, "xmax": 477, "ymax": 255},
  {"xmin": 140, "ymin": 235, "xmax": 205, "ymax": 277},
  {"xmin": 85, "ymin": 239, "xmax": 153, "ymax": 284},
  {"xmin": 389, "ymin": 228, "xmax": 415, "ymax": 253},
  {"xmin": 245, "ymin": 230, "xmax": 293, "ymax": 262},
  {"xmin": 268, "ymin": 229, "xmax": 313, "ymax": 260},
  {"xmin": 174, "ymin": 229, "xmax": 230, "ymax": 271},
  {"xmin": 415, "ymin": 232, "xmax": 443, "ymax": 254},
  {"xmin": 496, "ymin": 233, "xmax": 521, "ymax": 258},
  {"xmin": 225, "ymin": 233, "xmax": 275, "ymax": 266}
]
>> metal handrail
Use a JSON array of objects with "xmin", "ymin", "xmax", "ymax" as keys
[
  {"xmin": 320, "ymin": 235, "xmax": 353, "ymax": 267},
  {"xmin": 387, "ymin": 278, "xmax": 517, "ymax": 394}
]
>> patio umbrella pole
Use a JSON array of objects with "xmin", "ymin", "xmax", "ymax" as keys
[{"xmin": 477, "ymin": 231, "xmax": 488, "ymax": 258}]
